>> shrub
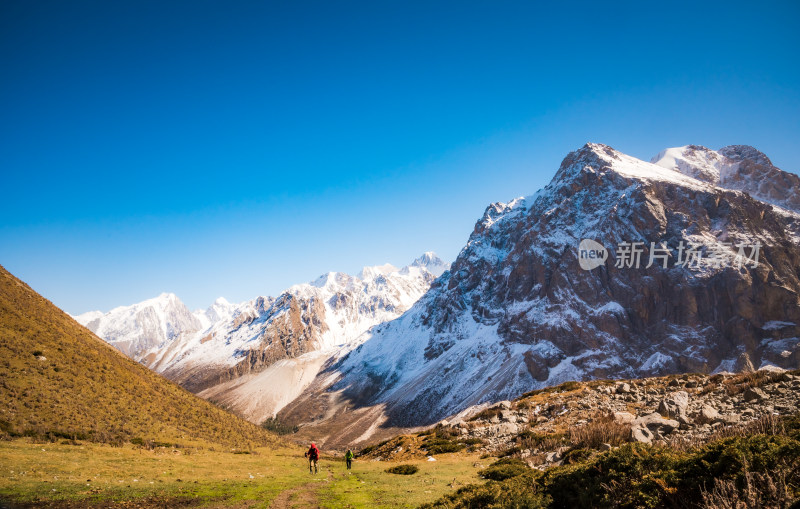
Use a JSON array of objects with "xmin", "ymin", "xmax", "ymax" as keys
[
  {"xmin": 386, "ymin": 464, "xmax": 419, "ymax": 475},
  {"xmin": 569, "ymin": 411, "xmax": 630, "ymax": 449},
  {"xmin": 423, "ymin": 426, "xmax": 468, "ymax": 455},
  {"xmin": 421, "ymin": 472, "xmax": 549, "ymax": 508},
  {"xmin": 426, "ymin": 441, "xmax": 464, "ymax": 454},
  {"xmin": 480, "ymin": 457, "xmax": 530, "ymax": 481},
  {"xmin": 515, "ymin": 430, "xmax": 567, "ymax": 452},
  {"xmin": 544, "ymin": 443, "xmax": 684, "ymax": 508}
]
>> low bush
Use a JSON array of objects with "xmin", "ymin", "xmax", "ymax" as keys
[
  {"xmin": 358, "ymin": 438, "xmax": 391, "ymax": 457},
  {"xmin": 480, "ymin": 457, "xmax": 530, "ymax": 481},
  {"xmin": 569, "ymin": 411, "xmax": 630, "ymax": 449},
  {"xmin": 386, "ymin": 464, "xmax": 419, "ymax": 475},
  {"xmin": 469, "ymin": 407, "xmax": 504, "ymax": 422}
]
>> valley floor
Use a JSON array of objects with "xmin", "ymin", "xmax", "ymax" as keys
[{"xmin": 0, "ymin": 440, "xmax": 482, "ymax": 508}]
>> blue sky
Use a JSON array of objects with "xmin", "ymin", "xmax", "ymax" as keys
[{"xmin": 2, "ymin": 1, "xmax": 799, "ymax": 314}]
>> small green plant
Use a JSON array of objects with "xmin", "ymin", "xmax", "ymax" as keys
[{"xmin": 386, "ymin": 464, "xmax": 419, "ymax": 475}]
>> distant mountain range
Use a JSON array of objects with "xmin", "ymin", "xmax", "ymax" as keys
[{"xmin": 74, "ymin": 253, "xmax": 449, "ymax": 423}]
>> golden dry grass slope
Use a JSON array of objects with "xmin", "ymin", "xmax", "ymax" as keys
[{"xmin": 0, "ymin": 264, "xmax": 275, "ymax": 449}]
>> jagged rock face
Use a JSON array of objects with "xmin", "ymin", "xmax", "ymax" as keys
[
  {"xmin": 284, "ymin": 143, "xmax": 800, "ymax": 431},
  {"xmin": 177, "ymin": 293, "xmax": 330, "ymax": 393},
  {"xmin": 433, "ymin": 144, "xmax": 800, "ymax": 377}
]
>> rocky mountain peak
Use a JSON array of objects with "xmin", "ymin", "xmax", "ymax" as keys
[
  {"xmin": 652, "ymin": 143, "xmax": 800, "ymax": 212},
  {"xmin": 650, "ymin": 145, "xmax": 724, "ymax": 184},
  {"xmin": 409, "ymin": 252, "xmax": 449, "ymax": 277},
  {"xmin": 718, "ymin": 144, "xmax": 773, "ymax": 167}
]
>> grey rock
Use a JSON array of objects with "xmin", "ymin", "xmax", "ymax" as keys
[
  {"xmin": 694, "ymin": 405, "xmax": 720, "ymax": 424},
  {"xmin": 744, "ymin": 387, "xmax": 767, "ymax": 402},
  {"xmin": 634, "ymin": 412, "xmax": 680, "ymax": 435},
  {"xmin": 614, "ymin": 411, "xmax": 636, "ymax": 425},
  {"xmin": 658, "ymin": 391, "xmax": 690, "ymax": 421},
  {"xmin": 631, "ymin": 426, "xmax": 655, "ymax": 444}
]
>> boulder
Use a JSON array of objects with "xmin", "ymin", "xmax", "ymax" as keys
[
  {"xmin": 493, "ymin": 400, "xmax": 512, "ymax": 410},
  {"xmin": 693, "ymin": 405, "xmax": 720, "ymax": 424},
  {"xmin": 500, "ymin": 410, "xmax": 517, "ymax": 423},
  {"xmin": 658, "ymin": 391, "xmax": 689, "ymax": 421},
  {"xmin": 719, "ymin": 414, "xmax": 741, "ymax": 425},
  {"xmin": 616, "ymin": 383, "xmax": 632, "ymax": 394},
  {"xmin": 744, "ymin": 387, "xmax": 767, "ymax": 402},
  {"xmin": 613, "ymin": 411, "xmax": 636, "ymax": 425},
  {"xmin": 631, "ymin": 412, "xmax": 680, "ymax": 443},
  {"xmin": 488, "ymin": 422, "xmax": 519, "ymax": 437},
  {"xmin": 631, "ymin": 426, "xmax": 655, "ymax": 444}
]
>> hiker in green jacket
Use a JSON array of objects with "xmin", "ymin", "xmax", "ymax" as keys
[{"xmin": 345, "ymin": 449, "xmax": 354, "ymax": 470}]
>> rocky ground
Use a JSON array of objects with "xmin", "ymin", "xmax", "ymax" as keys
[{"xmin": 360, "ymin": 368, "xmax": 800, "ymax": 469}]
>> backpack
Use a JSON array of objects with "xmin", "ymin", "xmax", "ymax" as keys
[{"xmin": 309, "ymin": 446, "xmax": 319, "ymax": 460}]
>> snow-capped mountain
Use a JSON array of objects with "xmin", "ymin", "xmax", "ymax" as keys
[
  {"xmin": 279, "ymin": 143, "xmax": 800, "ymax": 444},
  {"xmin": 76, "ymin": 293, "xmax": 207, "ymax": 358},
  {"xmin": 76, "ymin": 253, "xmax": 448, "ymax": 422}
]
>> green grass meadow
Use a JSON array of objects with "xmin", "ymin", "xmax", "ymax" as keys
[{"xmin": 0, "ymin": 439, "xmax": 483, "ymax": 508}]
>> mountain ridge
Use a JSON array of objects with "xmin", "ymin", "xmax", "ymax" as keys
[{"xmin": 76, "ymin": 253, "xmax": 450, "ymax": 424}]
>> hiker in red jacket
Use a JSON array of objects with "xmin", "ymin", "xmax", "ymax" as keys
[{"xmin": 304, "ymin": 442, "xmax": 320, "ymax": 474}]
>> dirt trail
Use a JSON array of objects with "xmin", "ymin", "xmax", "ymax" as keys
[{"xmin": 268, "ymin": 469, "xmax": 332, "ymax": 509}]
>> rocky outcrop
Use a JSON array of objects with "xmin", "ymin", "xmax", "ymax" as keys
[{"xmin": 427, "ymin": 369, "xmax": 800, "ymax": 466}]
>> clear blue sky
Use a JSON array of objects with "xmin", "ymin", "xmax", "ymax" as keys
[{"xmin": 2, "ymin": 1, "xmax": 799, "ymax": 314}]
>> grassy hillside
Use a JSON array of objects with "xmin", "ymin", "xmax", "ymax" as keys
[{"xmin": 0, "ymin": 265, "xmax": 275, "ymax": 449}]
